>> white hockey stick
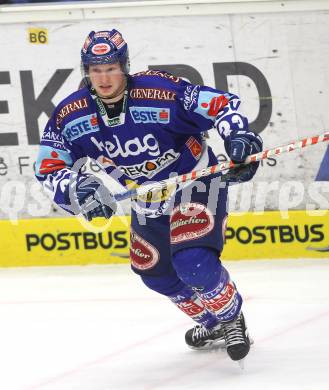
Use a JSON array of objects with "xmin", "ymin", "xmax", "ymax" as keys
[{"xmin": 111, "ymin": 131, "xmax": 329, "ymax": 203}]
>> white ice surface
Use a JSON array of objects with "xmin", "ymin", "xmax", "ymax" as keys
[{"xmin": 0, "ymin": 259, "xmax": 328, "ymax": 390}]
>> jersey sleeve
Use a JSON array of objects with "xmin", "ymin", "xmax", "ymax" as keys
[
  {"xmin": 175, "ymin": 78, "xmax": 249, "ymax": 138},
  {"xmin": 35, "ymin": 108, "xmax": 84, "ymax": 215}
]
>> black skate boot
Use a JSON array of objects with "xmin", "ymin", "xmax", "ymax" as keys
[
  {"xmin": 185, "ymin": 324, "xmax": 224, "ymax": 350},
  {"xmin": 222, "ymin": 311, "xmax": 250, "ymax": 361}
]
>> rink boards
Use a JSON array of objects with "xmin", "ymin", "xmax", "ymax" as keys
[
  {"xmin": 0, "ymin": 210, "xmax": 328, "ymax": 267},
  {"xmin": 1, "ymin": 9, "xmax": 329, "ymax": 221}
]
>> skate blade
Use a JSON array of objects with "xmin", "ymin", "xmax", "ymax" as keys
[
  {"xmin": 237, "ymin": 359, "xmax": 245, "ymax": 370},
  {"xmin": 189, "ymin": 337, "xmax": 253, "ymax": 352}
]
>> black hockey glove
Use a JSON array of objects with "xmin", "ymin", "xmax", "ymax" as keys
[
  {"xmin": 72, "ymin": 175, "xmax": 116, "ymax": 221},
  {"xmin": 225, "ymin": 130, "xmax": 263, "ymax": 182}
]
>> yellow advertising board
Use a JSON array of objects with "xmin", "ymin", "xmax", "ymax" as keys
[
  {"xmin": 0, "ymin": 211, "xmax": 328, "ymax": 267},
  {"xmin": 222, "ymin": 210, "xmax": 329, "ymax": 259},
  {"xmin": 0, "ymin": 216, "xmax": 131, "ymax": 267}
]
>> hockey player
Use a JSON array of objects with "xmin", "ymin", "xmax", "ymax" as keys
[{"xmin": 35, "ymin": 29, "xmax": 262, "ymax": 363}]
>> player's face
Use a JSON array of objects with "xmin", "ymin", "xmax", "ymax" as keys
[{"xmin": 88, "ymin": 63, "xmax": 126, "ymax": 99}]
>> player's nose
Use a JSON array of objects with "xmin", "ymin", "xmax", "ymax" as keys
[{"xmin": 99, "ymin": 72, "xmax": 110, "ymax": 83}]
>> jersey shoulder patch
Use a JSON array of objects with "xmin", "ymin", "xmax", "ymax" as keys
[
  {"xmin": 130, "ymin": 69, "xmax": 181, "ymax": 84},
  {"xmin": 55, "ymin": 88, "xmax": 91, "ymax": 129},
  {"xmin": 128, "ymin": 70, "xmax": 182, "ymax": 102}
]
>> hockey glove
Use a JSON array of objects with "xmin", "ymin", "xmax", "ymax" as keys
[
  {"xmin": 72, "ymin": 175, "xmax": 116, "ymax": 221},
  {"xmin": 225, "ymin": 130, "xmax": 263, "ymax": 182}
]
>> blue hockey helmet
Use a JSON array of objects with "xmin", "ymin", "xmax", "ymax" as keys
[{"xmin": 81, "ymin": 29, "xmax": 130, "ymax": 74}]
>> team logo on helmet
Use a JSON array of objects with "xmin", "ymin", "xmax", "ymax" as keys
[
  {"xmin": 91, "ymin": 43, "xmax": 111, "ymax": 55},
  {"xmin": 81, "ymin": 29, "xmax": 130, "ymax": 76},
  {"xmin": 111, "ymin": 32, "xmax": 125, "ymax": 49},
  {"xmin": 82, "ymin": 36, "xmax": 92, "ymax": 54},
  {"xmin": 94, "ymin": 31, "xmax": 111, "ymax": 39}
]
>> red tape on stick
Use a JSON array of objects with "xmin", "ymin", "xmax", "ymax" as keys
[{"xmin": 112, "ymin": 131, "xmax": 329, "ymax": 202}]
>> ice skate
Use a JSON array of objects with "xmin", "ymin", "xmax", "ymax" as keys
[
  {"xmin": 222, "ymin": 311, "xmax": 251, "ymax": 363},
  {"xmin": 185, "ymin": 323, "xmax": 224, "ymax": 350}
]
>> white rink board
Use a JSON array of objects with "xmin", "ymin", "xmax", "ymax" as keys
[{"xmin": 0, "ymin": 11, "xmax": 328, "ymax": 220}]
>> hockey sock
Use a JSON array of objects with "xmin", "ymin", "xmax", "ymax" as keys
[
  {"xmin": 173, "ymin": 247, "xmax": 242, "ymax": 322},
  {"xmin": 197, "ymin": 266, "xmax": 242, "ymax": 322},
  {"xmin": 169, "ymin": 285, "xmax": 220, "ymax": 329},
  {"xmin": 141, "ymin": 272, "xmax": 219, "ymax": 329}
]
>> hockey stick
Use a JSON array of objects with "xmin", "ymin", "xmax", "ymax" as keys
[{"xmin": 111, "ymin": 131, "xmax": 329, "ymax": 203}]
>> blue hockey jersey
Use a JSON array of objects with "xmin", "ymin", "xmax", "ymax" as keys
[{"xmin": 35, "ymin": 70, "xmax": 246, "ymax": 214}]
